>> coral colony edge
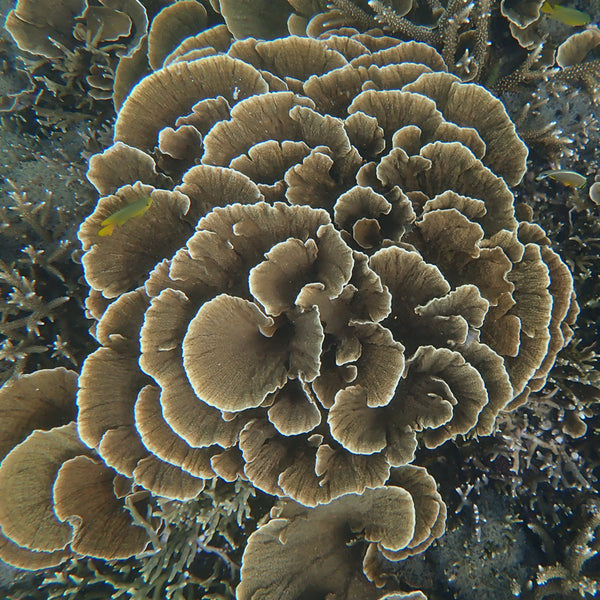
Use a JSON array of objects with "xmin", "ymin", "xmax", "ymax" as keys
[{"xmin": 0, "ymin": 1, "xmax": 599, "ymax": 599}]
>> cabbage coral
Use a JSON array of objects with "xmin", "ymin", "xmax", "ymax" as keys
[
  {"xmin": 0, "ymin": 369, "xmax": 149, "ymax": 570},
  {"xmin": 4, "ymin": 0, "xmax": 148, "ymax": 103},
  {"xmin": 1, "ymin": 30, "xmax": 578, "ymax": 599}
]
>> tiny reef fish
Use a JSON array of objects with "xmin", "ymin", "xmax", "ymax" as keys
[
  {"xmin": 98, "ymin": 196, "xmax": 153, "ymax": 236},
  {"xmin": 536, "ymin": 169, "xmax": 587, "ymax": 188},
  {"xmin": 540, "ymin": 1, "xmax": 591, "ymax": 26}
]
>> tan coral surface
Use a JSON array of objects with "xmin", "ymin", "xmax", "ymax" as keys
[
  {"xmin": 0, "ymin": 368, "xmax": 149, "ymax": 569},
  {"xmin": 77, "ymin": 35, "xmax": 575, "ymax": 508},
  {"xmin": 0, "ymin": 31, "xmax": 577, "ymax": 597}
]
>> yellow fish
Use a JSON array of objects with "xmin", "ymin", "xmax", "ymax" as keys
[
  {"xmin": 536, "ymin": 169, "xmax": 587, "ymax": 188},
  {"xmin": 540, "ymin": 1, "xmax": 591, "ymax": 26},
  {"xmin": 98, "ymin": 196, "xmax": 153, "ymax": 236}
]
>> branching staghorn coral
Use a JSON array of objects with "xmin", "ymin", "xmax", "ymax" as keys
[
  {"xmin": 0, "ymin": 183, "xmax": 93, "ymax": 384},
  {"xmin": 496, "ymin": 26, "xmax": 600, "ymax": 113},
  {"xmin": 216, "ymin": 0, "xmax": 575, "ymax": 87},
  {"xmin": 554, "ymin": 26, "xmax": 600, "ymax": 103},
  {"xmin": 533, "ymin": 496, "xmax": 600, "ymax": 599},
  {"xmin": 367, "ymin": 0, "xmax": 494, "ymax": 81},
  {"xmin": 260, "ymin": 0, "xmax": 498, "ymax": 81},
  {"xmin": 515, "ymin": 135, "xmax": 600, "ymax": 430},
  {"xmin": 550, "ymin": 340, "xmax": 600, "ymax": 420},
  {"xmin": 0, "ymin": 259, "xmax": 69, "ymax": 377}
]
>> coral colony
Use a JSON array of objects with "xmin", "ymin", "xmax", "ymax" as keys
[{"xmin": 1, "ymin": 1, "xmax": 600, "ymax": 599}]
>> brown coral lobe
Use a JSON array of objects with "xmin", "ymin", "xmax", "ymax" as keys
[
  {"xmin": 0, "ymin": 24, "xmax": 580, "ymax": 599},
  {"xmin": 76, "ymin": 32, "xmax": 575, "ymax": 511}
]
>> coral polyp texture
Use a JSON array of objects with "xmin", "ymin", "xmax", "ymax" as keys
[
  {"xmin": 238, "ymin": 466, "xmax": 445, "ymax": 600},
  {"xmin": 1, "ymin": 31, "xmax": 578, "ymax": 598},
  {"xmin": 4, "ymin": 0, "xmax": 148, "ymax": 104},
  {"xmin": 0, "ymin": 368, "xmax": 149, "ymax": 570}
]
